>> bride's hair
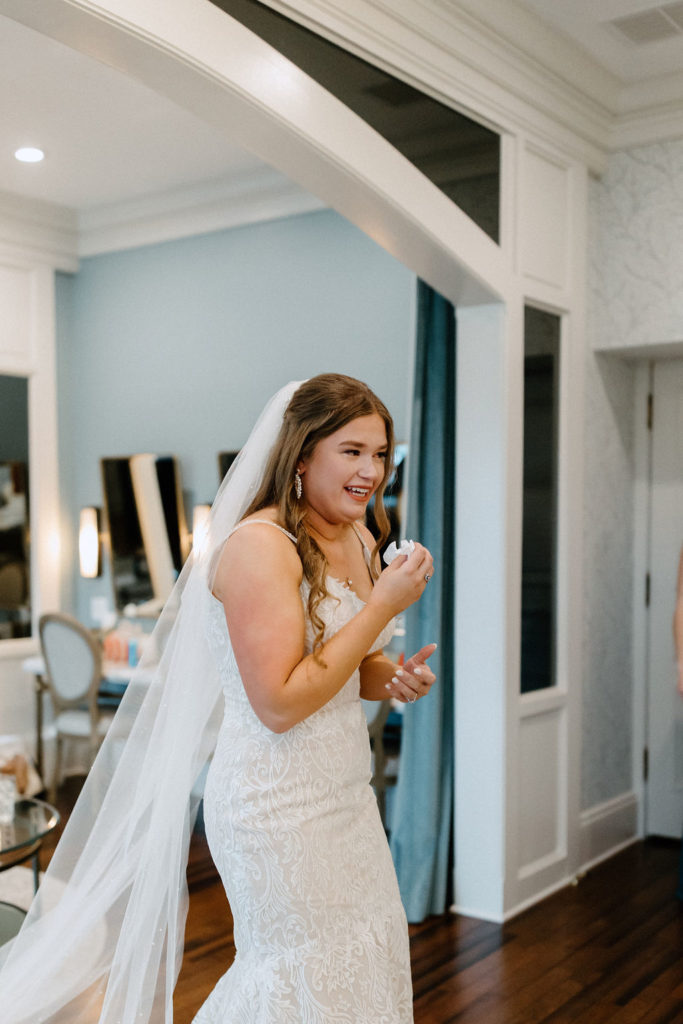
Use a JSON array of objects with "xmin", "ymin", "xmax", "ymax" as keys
[{"xmin": 242, "ymin": 373, "xmax": 395, "ymax": 653}]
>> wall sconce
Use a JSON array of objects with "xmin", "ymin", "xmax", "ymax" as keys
[
  {"xmin": 79, "ymin": 506, "xmax": 102, "ymax": 578},
  {"xmin": 192, "ymin": 504, "xmax": 211, "ymax": 556}
]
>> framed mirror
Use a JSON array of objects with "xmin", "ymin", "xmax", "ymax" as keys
[
  {"xmin": 0, "ymin": 461, "xmax": 30, "ymax": 639},
  {"xmin": 101, "ymin": 455, "xmax": 189, "ymax": 616},
  {"xmin": 521, "ymin": 307, "xmax": 560, "ymax": 693},
  {"xmin": 0, "ymin": 375, "xmax": 30, "ymax": 639},
  {"xmin": 217, "ymin": 451, "xmax": 240, "ymax": 485}
]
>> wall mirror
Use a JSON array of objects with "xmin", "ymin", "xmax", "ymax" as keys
[
  {"xmin": 101, "ymin": 455, "xmax": 189, "ymax": 616},
  {"xmin": 0, "ymin": 375, "xmax": 30, "ymax": 639},
  {"xmin": 520, "ymin": 307, "xmax": 561, "ymax": 693},
  {"xmin": 217, "ymin": 451, "xmax": 239, "ymax": 484}
]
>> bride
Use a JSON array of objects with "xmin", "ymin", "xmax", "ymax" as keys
[{"xmin": 1, "ymin": 373, "xmax": 436, "ymax": 1024}]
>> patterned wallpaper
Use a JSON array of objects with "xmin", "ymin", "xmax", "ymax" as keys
[
  {"xmin": 582, "ymin": 138, "xmax": 683, "ymax": 808},
  {"xmin": 590, "ymin": 140, "xmax": 683, "ymax": 352},
  {"xmin": 581, "ymin": 321, "xmax": 635, "ymax": 808},
  {"xmin": 581, "ymin": 168, "xmax": 634, "ymax": 808}
]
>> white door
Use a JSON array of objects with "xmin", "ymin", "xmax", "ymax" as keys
[{"xmin": 646, "ymin": 359, "xmax": 683, "ymax": 837}]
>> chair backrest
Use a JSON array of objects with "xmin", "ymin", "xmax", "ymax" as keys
[{"xmin": 39, "ymin": 613, "xmax": 102, "ymax": 713}]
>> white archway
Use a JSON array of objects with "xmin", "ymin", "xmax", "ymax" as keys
[
  {"xmin": 1, "ymin": 0, "xmax": 521, "ymax": 923},
  {"xmin": 1, "ymin": 0, "xmax": 505, "ymax": 306}
]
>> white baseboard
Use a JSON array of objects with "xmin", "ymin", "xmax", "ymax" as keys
[
  {"xmin": 579, "ymin": 790, "xmax": 639, "ymax": 870},
  {"xmin": 448, "ymin": 901, "xmax": 504, "ymax": 924},
  {"xmin": 501, "ymin": 872, "xmax": 575, "ymax": 922},
  {"xmin": 452, "ymin": 791, "xmax": 640, "ymax": 924}
]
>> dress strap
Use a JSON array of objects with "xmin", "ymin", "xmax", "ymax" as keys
[
  {"xmin": 351, "ymin": 523, "xmax": 373, "ymax": 568},
  {"xmin": 229, "ymin": 518, "xmax": 297, "ymax": 543}
]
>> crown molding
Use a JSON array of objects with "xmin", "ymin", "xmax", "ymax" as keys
[
  {"xmin": 77, "ymin": 166, "xmax": 325, "ymax": 257},
  {"xmin": 0, "ymin": 170, "xmax": 325, "ymax": 266},
  {"xmin": 0, "ymin": 190, "xmax": 78, "ymax": 271},
  {"xmin": 258, "ymin": 0, "xmax": 683, "ymax": 158},
  {"xmin": 609, "ymin": 102, "xmax": 683, "ymax": 152},
  {"xmin": 610, "ymin": 71, "xmax": 683, "ymax": 150}
]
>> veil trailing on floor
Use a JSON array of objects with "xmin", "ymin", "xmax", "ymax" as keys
[{"xmin": 0, "ymin": 381, "xmax": 304, "ymax": 1024}]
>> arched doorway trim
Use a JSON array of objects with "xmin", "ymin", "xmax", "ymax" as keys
[{"xmin": 1, "ymin": 0, "xmax": 506, "ymax": 307}]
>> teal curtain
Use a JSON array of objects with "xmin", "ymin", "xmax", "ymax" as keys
[{"xmin": 390, "ymin": 280, "xmax": 456, "ymax": 923}]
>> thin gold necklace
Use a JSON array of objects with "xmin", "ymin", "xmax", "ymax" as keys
[{"xmin": 308, "ymin": 522, "xmax": 354, "ymax": 588}]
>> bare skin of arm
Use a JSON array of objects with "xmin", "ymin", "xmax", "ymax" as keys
[
  {"xmin": 675, "ymin": 547, "xmax": 683, "ymax": 698},
  {"xmin": 359, "ymin": 645, "xmax": 437, "ymax": 703},
  {"xmin": 350, "ymin": 520, "xmax": 437, "ymax": 704},
  {"xmin": 212, "ymin": 523, "xmax": 434, "ymax": 733}
]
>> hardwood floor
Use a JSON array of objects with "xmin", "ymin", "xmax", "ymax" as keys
[
  {"xmin": 43, "ymin": 781, "xmax": 683, "ymax": 1023},
  {"xmin": 408, "ymin": 840, "xmax": 683, "ymax": 1023},
  {"xmin": 176, "ymin": 828, "xmax": 683, "ymax": 1023}
]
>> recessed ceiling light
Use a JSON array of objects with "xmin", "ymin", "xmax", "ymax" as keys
[{"xmin": 15, "ymin": 147, "xmax": 45, "ymax": 163}]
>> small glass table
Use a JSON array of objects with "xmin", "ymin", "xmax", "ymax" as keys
[{"xmin": 0, "ymin": 797, "xmax": 60, "ymax": 894}]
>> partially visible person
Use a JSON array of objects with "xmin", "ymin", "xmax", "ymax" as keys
[{"xmin": 675, "ymin": 546, "xmax": 683, "ymax": 902}]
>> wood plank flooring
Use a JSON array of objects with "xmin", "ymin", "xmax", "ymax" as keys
[
  {"xmin": 43, "ymin": 781, "xmax": 683, "ymax": 1023},
  {"xmin": 176, "ymin": 829, "xmax": 683, "ymax": 1023}
]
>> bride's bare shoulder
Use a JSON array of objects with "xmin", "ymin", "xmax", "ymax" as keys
[
  {"xmin": 239, "ymin": 506, "xmax": 280, "ymax": 526},
  {"xmin": 213, "ymin": 509, "xmax": 301, "ymax": 601}
]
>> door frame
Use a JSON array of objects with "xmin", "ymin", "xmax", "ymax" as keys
[
  {"xmin": 633, "ymin": 360, "xmax": 652, "ymax": 836},
  {"xmin": 633, "ymin": 356, "xmax": 683, "ymax": 836}
]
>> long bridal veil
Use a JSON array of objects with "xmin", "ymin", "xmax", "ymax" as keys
[{"xmin": 0, "ymin": 381, "xmax": 304, "ymax": 1024}]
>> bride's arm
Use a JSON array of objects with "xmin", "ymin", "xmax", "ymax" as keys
[
  {"xmin": 360, "ymin": 646, "xmax": 437, "ymax": 703},
  {"xmin": 213, "ymin": 523, "xmax": 432, "ymax": 732}
]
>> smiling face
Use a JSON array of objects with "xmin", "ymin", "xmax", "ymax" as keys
[{"xmin": 298, "ymin": 413, "xmax": 389, "ymax": 526}]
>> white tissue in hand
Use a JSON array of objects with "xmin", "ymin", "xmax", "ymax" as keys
[{"xmin": 383, "ymin": 539, "xmax": 416, "ymax": 565}]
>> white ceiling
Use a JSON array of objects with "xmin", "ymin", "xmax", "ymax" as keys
[
  {"xmin": 516, "ymin": 0, "xmax": 683, "ymax": 79},
  {"xmin": 0, "ymin": 15, "xmax": 264, "ymax": 212},
  {"xmin": 2, "ymin": 2, "xmax": 683, "ymax": 223}
]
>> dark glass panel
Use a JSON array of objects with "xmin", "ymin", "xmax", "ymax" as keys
[
  {"xmin": 521, "ymin": 307, "xmax": 560, "ymax": 693},
  {"xmin": 0, "ymin": 375, "xmax": 30, "ymax": 639},
  {"xmin": 211, "ymin": 0, "xmax": 500, "ymax": 241}
]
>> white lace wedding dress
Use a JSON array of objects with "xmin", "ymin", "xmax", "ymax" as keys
[{"xmin": 193, "ymin": 533, "xmax": 413, "ymax": 1024}]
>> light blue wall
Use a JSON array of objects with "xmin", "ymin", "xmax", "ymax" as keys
[{"xmin": 56, "ymin": 209, "xmax": 415, "ymax": 622}]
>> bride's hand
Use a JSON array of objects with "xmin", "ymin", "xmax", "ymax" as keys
[
  {"xmin": 385, "ymin": 643, "xmax": 437, "ymax": 704},
  {"xmin": 369, "ymin": 543, "xmax": 435, "ymax": 617}
]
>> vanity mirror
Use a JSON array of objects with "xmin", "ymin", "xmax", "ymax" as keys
[
  {"xmin": 0, "ymin": 375, "xmax": 30, "ymax": 639},
  {"xmin": 217, "ymin": 451, "xmax": 239, "ymax": 484},
  {"xmin": 0, "ymin": 461, "xmax": 30, "ymax": 639},
  {"xmin": 101, "ymin": 455, "xmax": 189, "ymax": 616}
]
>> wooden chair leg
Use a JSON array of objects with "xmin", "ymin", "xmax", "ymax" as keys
[{"xmin": 50, "ymin": 735, "xmax": 62, "ymax": 805}]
